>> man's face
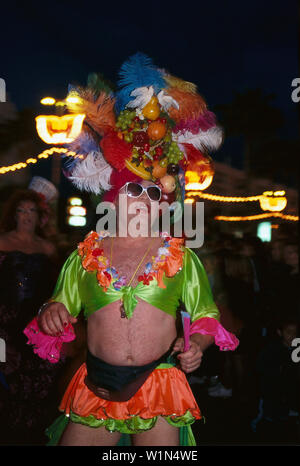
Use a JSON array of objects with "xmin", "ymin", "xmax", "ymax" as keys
[{"xmin": 114, "ymin": 180, "xmax": 162, "ymax": 237}]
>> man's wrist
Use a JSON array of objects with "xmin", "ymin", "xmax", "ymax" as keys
[
  {"xmin": 190, "ymin": 333, "xmax": 214, "ymax": 351},
  {"xmin": 38, "ymin": 302, "xmax": 51, "ymax": 316}
]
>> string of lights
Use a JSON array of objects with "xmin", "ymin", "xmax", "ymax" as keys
[
  {"xmin": 187, "ymin": 191, "xmax": 264, "ymax": 202},
  {"xmin": 0, "ymin": 147, "xmax": 83, "ymax": 175},
  {"xmin": 215, "ymin": 212, "xmax": 299, "ymax": 222}
]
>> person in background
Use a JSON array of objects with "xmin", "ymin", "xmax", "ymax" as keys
[
  {"xmin": 238, "ymin": 236, "xmax": 271, "ymax": 336},
  {"xmin": 0, "ymin": 185, "xmax": 63, "ymax": 444},
  {"xmin": 207, "ymin": 251, "xmax": 256, "ymax": 401},
  {"xmin": 251, "ymin": 314, "xmax": 300, "ymax": 441},
  {"xmin": 189, "ymin": 250, "xmax": 249, "ymax": 400},
  {"xmin": 282, "ymin": 242, "xmax": 299, "ymax": 313}
]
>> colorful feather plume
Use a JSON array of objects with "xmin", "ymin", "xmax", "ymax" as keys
[
  {"xmin": 67, "ymin": 88, "xmax": 116, "ymax": 136},
  {"xmin": 174, "ymin": 126, "xmax": 224, "ymax": 153},
  {"xmin": 100, "ymin": 131, "xmax": 132, "ymax": 171},
  {"xmin": 126, "ymin": 86, "xmax": 154, "ymax": 109},
  {"xmin": 62, "ymin": 54, "xmax": 224, "ymax": 198},
  {"xmin": 166, "ymin": 88, "xmax": 207, "ymax": 122},
  {"xmin": 173, "ymin": 110, "xmax": 217, "ymax": 134},
  {"xmin": 157, "ymin": 90, "xmax": 179, "ymax": 111},
  {"xmin": 86, "ymin": 72, "xmax": 115, "ymax": 95},
  {"xmin": 116, "ymin": 53, "xmax": 166, "ymax": 113},
  {"xmin": 68, "ymin": 150, "xmax": 113, "ymax": 194},
  {"xmin": 164, "ymin": 74, "xmax": 198, "ymax": 94},
  {"xmin": 63, "ymin": 132, "xmax": 99, "ymax": 173}
]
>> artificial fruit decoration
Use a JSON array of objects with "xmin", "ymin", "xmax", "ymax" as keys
[
  {"xmin": 159, "ymin": 174, "xmax": 176, "ymax": 193},
  {"xmin": 152, "ymin": 160, "xmax": 167, "ymax": 178},
  {"xmin": 142, "ymin": 96, "xmax": 160, "ymax": 120},
  {"xmin": 147, "ymin": 121, "xmax": 167, "ymax": 141}
]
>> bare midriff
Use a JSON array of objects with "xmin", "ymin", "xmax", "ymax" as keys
[
  {"xmin": 87, "ymin": 299, "xmax": 177, "ymax": 366},
  {"xmin": 86, "ymin": 236, "xmax": 177, "ymax": 366}
]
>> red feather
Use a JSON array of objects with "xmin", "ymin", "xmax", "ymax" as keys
[
  {"xmin": 100, "ymin": 131, "xmax": 132, "ymax": 171},
  {"xmin": 181, "ymin": 143, "xmax": 205, "ymax": 163}
]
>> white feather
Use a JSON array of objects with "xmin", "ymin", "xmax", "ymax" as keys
[
  {"xmin": 69, "ymin": 150, "xmax": 113, "ymax": 194},
  {"xmin": 157, "ymin": 90, "xmax": 179, "ymax": 111},
  {"xmin": 127, "ymin": 86, "xmax": 154, "ymax": 109},
  {"xmin": 173, "ymin": 126, "xmax": 224, "ymax": 152}
]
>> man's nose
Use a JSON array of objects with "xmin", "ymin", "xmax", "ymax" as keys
[{"xmin": 139, "ymin": 191, "xmax": 149, "ymax": 202}]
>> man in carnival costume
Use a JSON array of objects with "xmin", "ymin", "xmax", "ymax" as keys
[{"xmin": 24, "ymin": 53, "xmax": 238, "ymax": 446}]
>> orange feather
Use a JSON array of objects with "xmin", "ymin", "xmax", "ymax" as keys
[
  {"xmin": 166, "ymin": 88, "xmax": 207, "ymax": 123},
  {"xmin": 67, "ymin": 89, "xmax": 116, "ymax": 136}
]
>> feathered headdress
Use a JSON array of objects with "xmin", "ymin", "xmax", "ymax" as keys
[{"xmin": 63, "ymin": 53, "xmax": 223, "ymax": 202}]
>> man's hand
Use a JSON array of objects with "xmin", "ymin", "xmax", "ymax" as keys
[
  {"xmin": 172, "ymin": 337, "xmax": 203, "ymax": 373},
  {"xmin": 37, "ymin": 302, "xmax": 77, "ymax": 336},
  {"xmin": 172, "ymin": 333, "xmax": 214, "ymax": 373}
]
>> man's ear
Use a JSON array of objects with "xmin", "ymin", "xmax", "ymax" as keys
[{"xmin": 277, "ymin": 329, "xmax": 282, "ymax": 338}]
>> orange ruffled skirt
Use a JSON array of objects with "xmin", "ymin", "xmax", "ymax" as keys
[{"xmin": 59, "ymin": 363, "xmax": 201, "ymax": 423}]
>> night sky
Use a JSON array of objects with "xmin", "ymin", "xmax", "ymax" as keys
[{"xmin": 1, "ymin": 0, "xmax": 299, "ymax": 169}]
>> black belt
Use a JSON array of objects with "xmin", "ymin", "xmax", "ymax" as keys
[{"xmin": 85, "ymin": 348, "xmax": 174, "ymax": 402}]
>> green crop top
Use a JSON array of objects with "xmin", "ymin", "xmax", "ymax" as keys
[{"xmin": 50, "ymin": 243, "xmax": 220, "ymax": 324}]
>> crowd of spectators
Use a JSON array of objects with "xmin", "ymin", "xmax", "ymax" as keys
[{"xmin": 191, "ymin": 231, "xmax": 300, "ymax": 442}]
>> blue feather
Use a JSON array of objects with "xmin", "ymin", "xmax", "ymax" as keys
[
  {"xmin": 115, "ymin": 53, "xmax": 166, "ymax": 113},
  {"xmin": 63, "ymin": 133, "xmax": 99, "ymax": 170}
]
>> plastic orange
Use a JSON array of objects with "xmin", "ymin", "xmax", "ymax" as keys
[
  {"xmin": 152, "ymin": 160, "xmax": 167, "ymax": 178},
  {"xmin": 147, "ymin": 121, "xmax": 167, "ymax": 141}
]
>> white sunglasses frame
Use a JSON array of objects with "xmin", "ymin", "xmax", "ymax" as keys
[{"xmin": 123, "ymin": 182, "xmax": 162, "ymax": 202}]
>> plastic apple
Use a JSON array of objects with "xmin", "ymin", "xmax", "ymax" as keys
[
  {"xmin": 152, "ymin": 160, "xmax": 167, "ymax": 178},
  {"xmin": 159, "ymin": 175, "xmax": 176, "ymax": 193}
]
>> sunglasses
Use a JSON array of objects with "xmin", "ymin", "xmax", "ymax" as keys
[{"xmin": 124, "ymin": 182, "xmax": 161, "ymax": 201}]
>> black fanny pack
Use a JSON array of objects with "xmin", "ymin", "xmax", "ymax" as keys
[{"xmin": 85, "ymin": 349, "xmax": 174, "ymax": 402}]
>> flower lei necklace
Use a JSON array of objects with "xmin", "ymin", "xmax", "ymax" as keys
[{"xmin": 77, "ymin": 231, "xmax": 185, "ymax": 293}]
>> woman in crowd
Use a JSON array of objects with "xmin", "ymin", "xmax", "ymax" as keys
[{"xmin": 0, "ymin": 187, "xmax": 64, "ymax": 444}]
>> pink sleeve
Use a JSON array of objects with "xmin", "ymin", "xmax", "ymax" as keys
[
  {"xmin": 190, "ymin": 317, "xmax": 239, "ymax": 351},
  {"xmin": 23, "ymin": 317, "xmax": 76, "ymax": 363}
]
